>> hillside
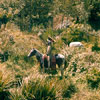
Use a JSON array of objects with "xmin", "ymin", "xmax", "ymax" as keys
[
  {"xmin": 0, "ymin": 0, "xmax": 100, "ymax": 100},
  {"xmin": 0, "ymin": 23, "xmax": 100, "ymax": 100}
]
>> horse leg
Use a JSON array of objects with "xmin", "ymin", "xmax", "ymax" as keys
[
  {"xmin": 61, "ymin": 59, "xmax": 66, "ymax": 77},
  {"xmin": 40, "ymin": 63, "xmax": 43, "ymax": 73},
  {"xmin": 40, "ymin": 62, "xmax": 45, "ymax": 73},
  {"xmin": 42, "ymin": 61, "xmax": 45, "ymax": 73},
  {"xmin": 48, "ymin": 56, "xmax": 50, "ymax": 70},
  {"xmin": 58, "ymin": 64, "xmax": 64, "ymax": 77},
  {"xmin": 60, "ymin": 65, "xmax": 64, "ymax": 77}
]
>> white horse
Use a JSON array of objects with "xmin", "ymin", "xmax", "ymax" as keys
[{"xmin": 28, "ymin": 48, "xmax": 67, "ymax": 76}]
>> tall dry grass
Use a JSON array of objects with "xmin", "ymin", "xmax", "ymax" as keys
[{"xmin": 0, "ymin": 22, "xmax": 100, "ymax": 100}]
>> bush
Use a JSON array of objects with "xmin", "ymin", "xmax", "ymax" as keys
[
  {"xmin": 0, "ymin": 71, "xmax": 12, "ymax": 100},
  {"xmin": 13, "ymin": 0, "xmax": 54, "ymax": 31},
  {"xmin": 9, "ymin": 53, "xmax": 35, "ymax": 69},
  {"xmin": 40, "ymin": 28, "xmax": 57, "ymax": 41},
  {"xmin": 11, "ymin": 92, "xmax": 24, "ymax": 100},
  {"xmin": 67, "ymin": 28, "xmax": 88, "ymax": 42},
  {"xmin": 92, "ymin": 40, "xmax": 100, "ymax": 51},
  {"xmin": 0, "ymin": 91, "xmax": 11, "ymax": 100},
  {"xmin": 62, "ymin": 81, "xmax": 77, "ymax": 98},
  {"xmin": 86, "ymin": 68, "xmax": 100, "ymax": 89},
  {"xmin": 61, "ymin": 23, "xmax": 91, "ymax": 46},
  {"xmin": 0, "ymin": 51, "xmax": 9, "ymax": 62},
  {"xmin": 22, "ymin": 80, "xmax": 56, "ymax": 100},
  {"xmin": 88, "ymin": 1, "xmax": 100, "ymax": 30}
]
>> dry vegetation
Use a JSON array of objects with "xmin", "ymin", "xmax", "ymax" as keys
[
  {"xmin": 0, "ymin": 23, "xmax": 100, "ymax": 100},
  {"xmin": 0, "ymin": 0, "xmax": 100, "ymax": 100}
]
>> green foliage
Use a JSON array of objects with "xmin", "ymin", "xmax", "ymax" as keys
[
  {"xmin": 69, "ymin": 30, "xmax": 88, "ymax": 42},
  {"xmin": 61, "ymin": 24, "xmax": 91, "ymax": 45},
  {"xmin": 0, "ymin": 71, "xmax": 12, "ymax": 100},
  {"xmin": 68, "ymin": 61, "xmax": 77, "ymax": 73},
  {"xmin": 0, "ymin": 91, "xmax": 11, "ymax": 100},
  {"xmin": 40, "ymin": 28, "xmax": 54, "ymax": 41},
  {"xmin": 11, "ymin": 93, "xmax": 24, "ymax": 100},
  {"xmin": 86, "ymin": 68, "xmax": 100, "ymax": 89},
  {"xmin": 58, "ymin": 0, "xmax": 76, "ymax": 15},
  {"xmin": 72, "ymin": 62, "xmax": 77, "ymax": 72},
  {"xmin": 0, "ymin": 0, "xmax": 100, "ymax": 32},
  {"xmin": 0, "ymin": 0, "xmax": 54, "ymax": 31},
  {"xmin": 9, "ymin": 54, "xmax": 35, "ymax": 69},
  {"xmin": 40, "ymin": 28, "xmax": 62, "ymax": 41},
  {"xmin": 86, "ymin": 1, "xmax": 100, "ymax": 30},
  {"xmin": 0, "ymin": 15, "xmax": 10, "ymax": 27},
  {"xmin": 83, "ymin": 0, "xmax": 99, "ymax": 11},
  {"xmin": 92, "ymin": 39, "xmax": 100, "ymax": 52},
  {"xmin": 62, "ymin": 81, "xmax": 77, "ymax": 98},
  {"xmin": 0, "ymin": 0, "xmax": 21, "ymax": 27},
  {"xmin": 0, "ymin": 51, "xmax": 9, "ymax": 62},
  {"xmin": 22, "ymin": 79, "xmax": 56, "ymax": 100},
  {"xmin": 14, "ymin": 0, "xmax": 54, "ymax": 31}
]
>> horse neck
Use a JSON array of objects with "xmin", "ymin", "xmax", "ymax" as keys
[{"xmin": 35, "ymin": 50, "xmax": 43, "ymax": 62}]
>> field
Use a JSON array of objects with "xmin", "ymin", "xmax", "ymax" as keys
[
  {"xmin": 0, "ymin": 23, "xmax": 100, "ymax": 100},
  {"xmin": 0, "ymin": 0, "xmax": 100, "ymax": 100}
]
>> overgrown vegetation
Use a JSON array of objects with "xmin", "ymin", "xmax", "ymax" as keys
[
  {"xmin": 86, "ymin": 68, "xmax": 100, "ymax": 89},
  {"xmin": 92, "ymin": 38, "xmax": 100, "ymax": 51},
  {"xmin": 22, "ymin": 79, "xmax": 56, "ymax": 100},
  {"xmin": 62, "ymin": 82, "xmax": 77, "ymax": 98},
  {"xmin": 0, "ymin": 0, "xmax": 100, "ymax": 100},
  {"xmin": 0, "ymin": 71, "xmax": 13, "ymax": 100}
]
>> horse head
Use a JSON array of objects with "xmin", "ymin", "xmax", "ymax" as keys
[{"xmin": 28, "ymin": 48, "xmax": 37, "ymax": 58}]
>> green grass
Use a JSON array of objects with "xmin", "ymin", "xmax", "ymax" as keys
[
  {"xmin": 22, "ymin": 79, "xmax": 56, "ymax": 100},
  {"xmin": 86, "ymin": 68, "xmax": 100, "ymax": 89}
]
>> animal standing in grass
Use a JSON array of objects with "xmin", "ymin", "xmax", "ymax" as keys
[
  {"xmin": 28, "ymin": 48, "xmax": 67, "ymax": 76},
  {"xmin": 69, "ymin": 42, "xmax": 83, "ymax": 47}
]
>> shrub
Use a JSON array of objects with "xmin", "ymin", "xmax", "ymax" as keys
[
  {"xmin": 13, "ymin": 0, "xmax": 54, "ymax": 31},
  {"xmin": 61, "ymin": 23, "xmax": 92, "ymax": 46},
  {"xmin": 67, "ymin": 28, "xmax": 88, "ymax": 42},
  {"xmin": 62, "ymin": 81, "xmax": 77, "ymax": 98},
  {"xmin": 0, "ymin": 91, "xmax": 11, "ymax": 100},
  {"xmin": 22, "ymin": 80, "xmax": 56, "ymax": 100},
  {"xmin": 11, "ymin": 94, "xmax": 23, "ymax": 100},
  {"xmin": 0, "ymin": 51, "xmax": 9, "ymax": 62},
  {"xmin": 88, "ymin": 1, "xmax": 100, "ymax": 30},
  {"xmin": 68, "ymin": 61, "xmax": 77, "ymax": 73},
  {"xmin": 0, "ymin": 71, "xmax": 12, "ymax": 100},
  {"xmin": 92, "ymin": 39, "xmax": 100, "ymax": 51},
  {"xmin": 86, "ymin": 68, "xmax": 100, "ymax": 89},
  {"xmin": 40, "ymin": 28, "xmax": 56, "ymax": 41},
  {"xmin": 9, "ymin": 54, "xmax": 35, "ymax": 69}
]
